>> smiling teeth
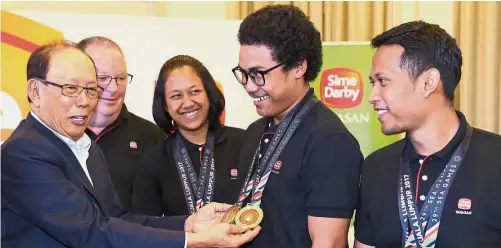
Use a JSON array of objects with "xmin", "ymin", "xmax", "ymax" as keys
[
  {"xmin": 71, "ymin": 116, "xmax": 84, "ymax": 120},
  {"xmin": 183, "ymin": 110, "xmax": 198, "ymax": 117},
  {"xmin": 253, "ymin": 95, "xmax": 269, "ymax": 102},
  {"xmin": 377, "ymin": 110, "xmax": 388, "ymax": 115}
]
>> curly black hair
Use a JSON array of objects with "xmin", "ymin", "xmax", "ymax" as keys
[
  {"xmin": 371, "ymin": 21, "xmax": 462, "ymax": 103},
  {"xmin": 237, "ymin": 4, "xmax": 323, "ymax": 83}
]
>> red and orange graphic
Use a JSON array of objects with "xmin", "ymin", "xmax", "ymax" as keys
[
  {"xmin": 319, "ymin": 67, "xmax": 364, "ymax": 109},
  {"xmin": 1, "ymin": 10, "xmax": 64, "ymax": 142}
]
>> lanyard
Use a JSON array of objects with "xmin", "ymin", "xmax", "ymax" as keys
[
  {"xmin": 174, "ymin": 132, "xmax": 216, "ymax": 214},
  {"xmin": 398, "ymin": 125, "xmax": 472, "ymax": 248},
  {"xmin": 236, "ymin": 91, "xmax": 318, "ymax": 207}
]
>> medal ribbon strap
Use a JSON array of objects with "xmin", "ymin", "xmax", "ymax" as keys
[
  {"xmin": 397, "ymin": 163, "xmax": 413, "ymax": 247},
  {"xmin": 236, "ymin": 144, "xmax": 260, "ymax": 206},
  {"xmin": 398, "ymin": 125, "xmax": 473, "ymax": 248},
  {"xmin": 235, "ymin": 99, "xmax": 302, "ymax": 207},
  {"xmin": 196, "ymin": 135, "xmax": 216, "ymax": 210},
  {"xmin": 235, "ymin": 111, "xmax": 294, "ymax": 207},
  {"xmin": 236, "ymin": 93, "xmax": 318, "ymax": 207},
  {"xmin": 248, "ymin": 110, "xmax": 295, "ymax": 200},
  {"xmin": 250, "ymin": 117, "xmax": 303, "ymax": 207},
  {"xmin": 398, "ymin": 157, "xmax": 425, "ymax": 248},
  {"xmin": 174, "ymin": 133, "xmax": 216, "ymax": 214}
]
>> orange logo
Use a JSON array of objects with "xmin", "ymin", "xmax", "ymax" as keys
[
  {"xmin": 1, "ymin": 10, "xmax": 64, "ymax": 143},
  {"xmin": 319, "ymin": 67, "xmax": 363, "ymax": 109}
]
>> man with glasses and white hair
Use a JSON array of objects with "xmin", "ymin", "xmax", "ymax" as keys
[
  {"xmin": 77, "ymin": 36, "xmax": 167, "ymax": 210},
  {"xmin": 1, "ymin": 40, "xmax": 260, "ymax": 248}
]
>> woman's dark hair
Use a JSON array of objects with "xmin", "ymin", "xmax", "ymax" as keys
[{"xmin": 152, "ymin": 55, "xmax": 225, "ymax": 133}]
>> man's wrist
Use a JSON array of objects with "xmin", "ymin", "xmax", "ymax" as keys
[
  {"xmin": 184, "ymin": 215, "xmax": 192, "ymax": 232},
  {"xmin": 186, "ymin": 232, "xmax": 208, "ymax": 248}
]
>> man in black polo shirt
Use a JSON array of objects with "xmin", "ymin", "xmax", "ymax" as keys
[
  {"xmin": 77, "ymin": 37, "xmax": 167, "ymax": 210},
  {"xmin": 354, "ymin": 21, "xmax": 501, "ymax": 248},
  {"xmin": 231, "ymin": 5, "xmax": 363, "ymax": 248}
]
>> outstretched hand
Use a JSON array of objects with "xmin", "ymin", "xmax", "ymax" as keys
[
  {"xmin": 187, "ymin": 223, "xmax": 261, "ymax": 248},
  {"xmin": 185, "ymin": 202, "xmax": 232, "ymax": 233}
]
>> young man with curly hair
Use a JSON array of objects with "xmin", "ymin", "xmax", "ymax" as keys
[{"xmin": 230, "ymin": 4, "xmax": 363, "ymax": 248}]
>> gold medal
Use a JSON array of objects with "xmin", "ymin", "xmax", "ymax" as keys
[
  {"xmin": 235, "ymin": 205, "xmax": 263, "ymax": 229},
  {"xmin": 220, "ymin": 205, "xmax": 240, "ymax": 224}
]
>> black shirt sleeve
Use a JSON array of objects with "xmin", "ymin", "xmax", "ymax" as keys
[
  {"xmin": 354, "ymin": 156, "xmax": 376, "ymax": 246},
  {"xmin": 303, "ymin": 133, "xmax": 363, "ymax": 218},
  {"xmin": 131, "ymin": 148, "xmax": 164, "ymax": 216}
]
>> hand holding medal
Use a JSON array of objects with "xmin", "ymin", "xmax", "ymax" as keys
[{"xmin": 185, "ymin": 203, "xmax": 261, "ymax": 247}]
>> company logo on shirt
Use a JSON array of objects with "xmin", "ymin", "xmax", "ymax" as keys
[
  {"xmin": 230, "ymin": 169, "xmax": 238, "ymax": 177},
  {"xmin": 319, "ymin": 67, "xmax": 364, "ymax": 109},
  {"xmin": 273, "ymin": 161, "xmax": 282, "ymax": 170},
  {"xmin": 457, "ymin": 198, "xmax": 472, "ymax": 210},
  {"xmin": 129, "ymin": 141, "xmax": 138, "ymax": 149},
  {"xmin": 271, "ymin": 160, "xmax": 283, "ymax": 174},
  {"xmin": 456, "ymin": 198, "xmax": 472, "ymax": 215}
]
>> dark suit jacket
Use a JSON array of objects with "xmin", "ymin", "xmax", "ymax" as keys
[{"xmin": 1, "ymin": 113, "xmax": 186, "ymax": 248}]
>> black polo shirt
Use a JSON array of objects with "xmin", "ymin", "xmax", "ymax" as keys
[
  {"xmin": 85, "ymin": 105, "xmax": 167, "ymax": 210},
  {"xmin": 355, "ymin": 112, "xmax": 501, "ymax": 248},
  {"xmin": 131, "ymin": 126, "xmax": 246, "ymax": 216},
  {"xmin": 240, "ymin": 91, "xmax": 364, "ymax": 248}
]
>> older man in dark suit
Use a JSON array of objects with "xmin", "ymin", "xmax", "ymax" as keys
[{"xmin": 1, "ymin": 40, "xmax": 259, "ymax": 248}]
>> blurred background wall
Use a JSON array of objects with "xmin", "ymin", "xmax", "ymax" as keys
[{"xmin": 3, "ymin": 1, "xmax": 498, "ymax": 134}]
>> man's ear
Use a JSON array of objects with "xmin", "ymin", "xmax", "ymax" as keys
[
  {"xmin": 293, "ymin": 60, "xmax": 308, "ymax": 80},
  {"xmin": 423, "ymin": 68, "xmax": 441, "ymax": 98},
  {"xmin": 27, "ymin": 78, "xmax": 41, "ymax": 108}
]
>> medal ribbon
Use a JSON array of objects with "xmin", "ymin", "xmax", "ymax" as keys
[
  {"xmin": 174, "ymin": 132, "xmax": 216, "ymax": 214},
  {"xmin": 236, "ymin": 90, "xmax": 318, "ymax": 207},
  {"xmin": 398, "ymin": 125, "xmax": 472, "ymax": 248}
]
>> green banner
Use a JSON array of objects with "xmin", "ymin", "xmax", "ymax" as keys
[{"xmin": 312, "ymin": 42, "xmax": 401, "ymax": 157}]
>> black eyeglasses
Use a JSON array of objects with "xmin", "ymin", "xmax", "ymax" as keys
[
  {"xmin": 34, "ymin": 78, "xmax": 104, "ymax": 99},
  {"xmin": 97, "ymin": 73, "xmax": 133, "ymax": 88},
  {"xmin": 232, "ymin": 63, "xmax": 283, "ymax": 86}
]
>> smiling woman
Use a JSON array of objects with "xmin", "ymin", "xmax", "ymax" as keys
[{"xmin": 131, "ymin": 55, "xmax": 248, "ymax": 217}]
